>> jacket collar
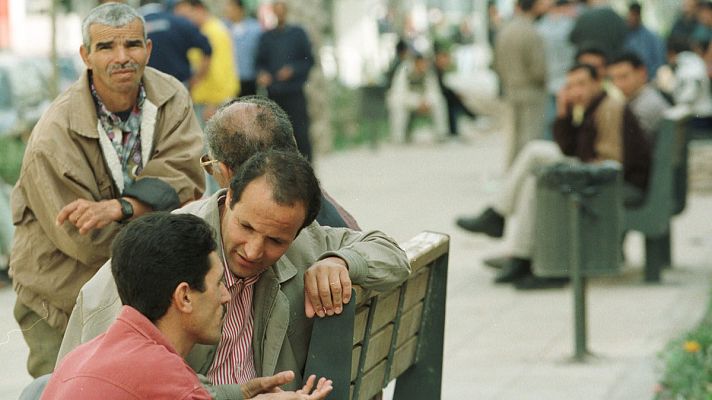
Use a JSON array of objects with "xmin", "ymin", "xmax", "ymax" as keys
[{"xmin": 68, "ymin": 67, "xmax": 179, "ymax": 140}]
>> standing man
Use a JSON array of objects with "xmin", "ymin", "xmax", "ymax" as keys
[
  {"xmin": 174, "ymin": 0, "xmax": 239, "ymax": 122},
  {"xmin": 570, "ymin": 0, "xmax": 627, "ymax": 59},
  {"xmin": 10, "ymin": 3, "xmax": 204, "ymax": 377},
  {"xmin": 139, "ymin": 0, "xmax": 212, "ymax": 88},
  {"xmin": 256, "ymin": 1, "xmax": 315, "ymax": 161},
  {"xmin": 44, "ymin": 213, "xmax": 332, "ymax": 399},
  {"xmin": 494, "ymin": 0, "xmax": 550, "ymax": 165},
  {"xmin": 224, "ymin": 0, "xmax": 263, "ymax": 97},
  {"xmin": 624, "ymin": 2, "xmax": 666, "ymax": 78}
]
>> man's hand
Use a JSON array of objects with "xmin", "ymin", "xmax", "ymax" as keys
[
  {"xmin": 56, "ymin": 199, "xmax": 122, "ymax": 235},
  {"xmin": 555, "ymin": 86, "xmax": 570, "ymax": 118},
  {"xmin": 276, "ymin": 66, "xmax": 294, "ymax": 81},
  {"xmin": 304, "ymin": 257, "xmax": 352, "ymax": 318},
  {"xmin": 242, "ymin": 371, "xmax": 295, "ymax": 398},
  {"xmin": 257, "ymin": 71, "xmax": 273, "ymax": 87},
  {"xmin": 251, "ymin": 374, "xmax": 333, "ymax": 400}
]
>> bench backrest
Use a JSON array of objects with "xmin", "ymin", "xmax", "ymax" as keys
[
  {"xmin": 623, "ymin": 116, "xmax": 679, "ymax": 236},
  {"xmin": 304, "ymin": 231, "xmax": 450, "ymax": 400}
]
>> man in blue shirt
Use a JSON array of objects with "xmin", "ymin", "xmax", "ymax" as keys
[
  {"xmin": 139, "ymin": 0, "xmax": 212, "ymax": 87},
  {"xmin": 624, "ymin": 2, "xmax": 666, "ymax": 78},
  {"xmin": 256, "ymin": 1, "xmax": 315, "ymax": 161},
  {"xmin": 224, "ymin": 0, "xmax": 262, "ymax": 96}
]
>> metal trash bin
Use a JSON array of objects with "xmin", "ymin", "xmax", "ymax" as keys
[{"xmin": 533, "ymin": 161, "xmax": 622, "ymax": 278}]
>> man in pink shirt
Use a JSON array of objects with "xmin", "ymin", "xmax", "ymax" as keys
[{"xmin": 42, "ymin": 213, "xmax": 332, "ymax": 399}]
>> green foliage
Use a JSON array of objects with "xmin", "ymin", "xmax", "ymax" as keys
[
  {"xmin": 328, "ymin": 82, "xmax": 389, "ymax": 151},
  {"xmin": 0, "ymin": 136, "xmax": 25, "ymax": 185},
  {"xmin": 656, "ymin": 295, "xmax": 712, "ymax": 399}
]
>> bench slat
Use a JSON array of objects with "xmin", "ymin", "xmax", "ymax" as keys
[
  {"xmin": 389, "ymin": 335, "xmax": 419, "ymax": 380},
  {"xmin": 363, "ymin": 324, "xmax": 394, "ymax": 372},
  {"xmin": 397, "ymin": 301, "xmax": 424, "ymax": 347}
]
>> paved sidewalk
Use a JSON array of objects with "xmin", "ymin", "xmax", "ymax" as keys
[{"xmin": 1, "ymin": 130, "xmax": 711, "ymax": 399}]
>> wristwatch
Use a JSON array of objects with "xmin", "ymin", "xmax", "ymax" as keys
[{"xmin": 118, "ymin": 198, "xmax": 134, "ymax": 221}]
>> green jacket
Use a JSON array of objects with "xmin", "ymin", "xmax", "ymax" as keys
[{"xmin": 59, "ymin": 190, "xmax": 410, "ymax": 399}]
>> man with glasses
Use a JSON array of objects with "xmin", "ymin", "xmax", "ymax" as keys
[
  {"xmin": 200, "ymin": 96, "xmax": 360, "ymax": 229},
  {"xmin": 9, "ymin": 3, "xmax": 204, "ymax": 377}
]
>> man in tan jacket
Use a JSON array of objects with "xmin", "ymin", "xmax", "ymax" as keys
[
  {"xmin": 10, "ymin": 3, "xmax": 204, "ymax": 377},
  {"xmin": 494, "ymin": 0, "xmax": 551, "ymax": 164}
]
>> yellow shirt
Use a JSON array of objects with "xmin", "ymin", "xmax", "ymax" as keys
[{"xmin": 189, "ymin": 17, "xmax": 239, "ymax": 104}]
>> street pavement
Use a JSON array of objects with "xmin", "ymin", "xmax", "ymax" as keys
[{"xmin": 1, "ymin": 128, "xmax": 711, "ymax": 399}]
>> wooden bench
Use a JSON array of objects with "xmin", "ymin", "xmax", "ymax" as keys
[{"xmin": 303, "ymin": 231, "xmax": 450, "ymax": 400}]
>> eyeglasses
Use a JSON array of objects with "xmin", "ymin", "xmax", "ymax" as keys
[{"xmin": 200, "ymin": 154, "xmax": 220, "ymax": 175}]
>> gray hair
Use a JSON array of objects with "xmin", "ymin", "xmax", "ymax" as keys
[{"xmin": 82, "ymin": 3, "xmax": 146, "ymax": 50}]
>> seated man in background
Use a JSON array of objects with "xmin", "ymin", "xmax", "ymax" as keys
[
  {"xmin": 44, "ymin": 213, "xmax": 331, "ymax": 399},
  {"xmin": 608, "ymin": 52, "xmax": 670, "ymax": 137},
  {"xmin": 387, "ymin": 53, "xmax": 448, "ymax": 143},
  {"xmin": 456, "ymin": 64, "xmax": 651, "ymax": 289},
  {"xmin": 60, "ymin": 148, "xmax": 410, "ymax": 398}
]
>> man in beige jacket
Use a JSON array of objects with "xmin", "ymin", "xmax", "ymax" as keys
[{"xmin": 10, "ymin": 3, "xmax": 204, "ymax": 377}]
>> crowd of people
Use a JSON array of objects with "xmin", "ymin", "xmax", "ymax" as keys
[
  {"xmin": 8, "ymin": 2, "xmax": 411, "ymax": 399},
  {"xmin": 457, "ymin": 0, "xmax": 712, "ymax": 289}
]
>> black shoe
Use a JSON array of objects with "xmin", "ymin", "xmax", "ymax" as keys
[
  {"xmin": 494, "ymin": 258, "xmax": 531, "ymax": 284},
  {"xmin": 514, "ymin": 275, "xmax": 569, "ymax": 290},
  {"xmin": 456, "ymin": 208, "xmax": 505, "ymax": 238},
  {"xmin": 484, "ymin": 255, "xmax": 509, "ymax": 270}
]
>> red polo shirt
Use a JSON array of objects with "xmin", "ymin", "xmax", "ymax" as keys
[{"xmin": 43, "ymin": 306, "xmax": 211, "ymax": 400}]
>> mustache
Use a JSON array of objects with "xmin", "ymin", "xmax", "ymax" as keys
[{"xmin": 108, "ymin": 62, "xmax": 139, "ymax": 74}]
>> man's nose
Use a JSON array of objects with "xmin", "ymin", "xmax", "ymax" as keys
[
  {"xmin": 243, "ymin": 238, "xmax": 264, "ymax": 261},
  {"xmin": 114, "ymin": 45, "xmax": 129, "ymax": 62}
]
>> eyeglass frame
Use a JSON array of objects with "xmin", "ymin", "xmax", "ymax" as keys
[{"xmin": 200, "ymin": 154, "xmax": 220, "ymax": 175}]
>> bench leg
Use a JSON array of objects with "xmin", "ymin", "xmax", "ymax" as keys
[
  {"xmin": 644, "ymin": 235, "xmax": 668, "ymax": 282},
  {"xmin": 661, "ymin": 230, "xmax": 672, "ymax": 269},
  {"xmin": 393, "ymin": 254, "xmax": 448, "ymax": 400}
]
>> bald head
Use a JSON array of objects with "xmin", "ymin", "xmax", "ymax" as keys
[{"xmin": 204, "ymin": 96, "xmax": 298, "ymax": 171}]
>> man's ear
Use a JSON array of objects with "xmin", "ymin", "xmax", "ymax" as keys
[
  {"xmin": 172, "ymin": 282, "xmax": 193, "ymax": 314},
  {"xmin": 215, "ymin": 162, "xmax": 233, "ymax": 188},
  {"xmin": 79, "ymin": 45, "xmax": 91, "ymax": 69}
]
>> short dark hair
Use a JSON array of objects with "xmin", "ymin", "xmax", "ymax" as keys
[
  {"xmin": 569, "ymin": 63, "xmax": 599, "ymax": 80},
  {"xmin": 609, "ymin": 52, "xmax": 645, "ymax": 69},
  {"xmin": 111, "ymin": 213, "xmax": 217, "ymax": 322},
  {"xmin": 229, "ymin": 150, "xmax": 321, "ymax": 231},
  {"xmin": 667, "ymin": 36, "xmax": 691, "ymax": 54},
  {"xmin": 629, "ymin": 2, "xmax": 641, "ymax": 14},
  {"xmin": 518, "ymin": 0, "xmax": 537, "ymax": 11},
  {"xmin": 575, "ymin": 45, "xmax": 608, "ymax": 64},
  {"xmin": 205, "ymin": 96, "xmax": 298, "ymax": 171},
  {"xmin": 176, "ymin": 0, "xmax": 206, "ymax": 8}
]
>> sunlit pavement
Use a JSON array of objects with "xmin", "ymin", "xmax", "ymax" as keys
[{"xmin": 1, "ymin": 127, "xmax": 711, "ymax": 399}]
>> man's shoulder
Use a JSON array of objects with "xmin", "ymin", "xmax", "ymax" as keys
[{"xmin": 143, "ymin": 67, "xmax": 189, "ymax": 106}]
